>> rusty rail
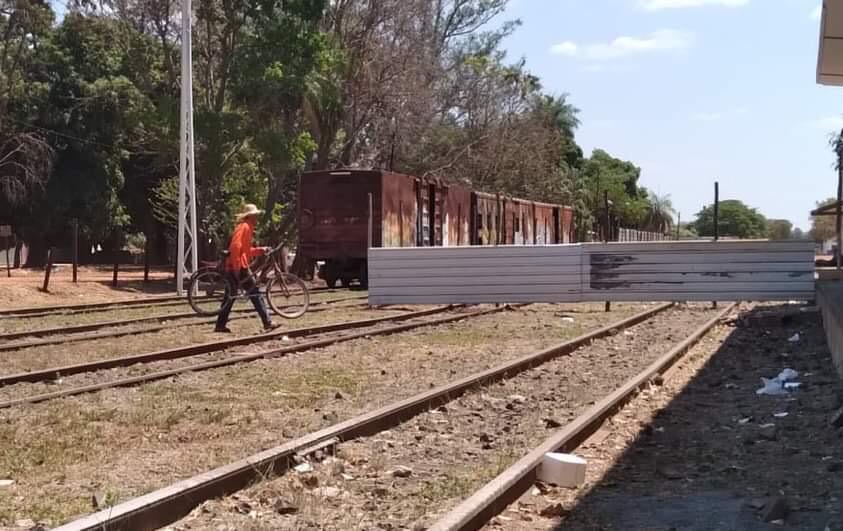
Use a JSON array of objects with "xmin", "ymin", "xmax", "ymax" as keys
[
  {"xmin": 52, "ymin": 302, "xmax": 672, "ymax": 531},
  {"xmin": 0, "ymin": 295, "xmax": 365, "ymax": 346},
  {"xmin": 0, "ymin": 302, "xmax": 367, "ymax": 353},
  {"xmin": 429, "ymin": 302, "xmax": 737, "ymax": 531},
  {"xmin": 0, "ymin": 305, "xmax": 454, "ymax": 389},
  {"xmin": 0, "ymin": 286, "xmax": 340, "ymax": 318}
]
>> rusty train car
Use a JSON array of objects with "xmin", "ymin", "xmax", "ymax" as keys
[{"xmin": 297, "ymin": 169, "xmax": 575, "ymax": 288}]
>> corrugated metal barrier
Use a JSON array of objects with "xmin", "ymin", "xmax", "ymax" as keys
[{"xmin": 368, "ymin": 240, "xmax": 815, "ymax": 305}]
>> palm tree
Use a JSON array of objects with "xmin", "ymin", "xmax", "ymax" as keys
[{"xmin": 643, "ymin": 192, "xmax": 675, "ymax": 234}]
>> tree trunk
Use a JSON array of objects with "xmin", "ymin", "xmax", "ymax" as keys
[{"xmin": 13, "ymin": 239, "xmax": 22, "ymax": 268}]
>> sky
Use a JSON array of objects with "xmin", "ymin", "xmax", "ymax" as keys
[{"xmin": 498, "ymin": 0, "xmax": 841, "ymax": 230}]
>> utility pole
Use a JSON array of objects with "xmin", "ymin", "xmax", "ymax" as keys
[{"xmin": 176, "ymin": 0, "xmax": 198, "ymax": 295}]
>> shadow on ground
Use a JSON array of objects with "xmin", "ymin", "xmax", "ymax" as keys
[{"xmin": 557, "ymin": 304, "xmax": 843, "ymax": 531}]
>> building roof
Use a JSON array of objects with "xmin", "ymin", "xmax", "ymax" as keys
[{"xmin": 818, "ymin": 1, "xmax": 843, "ymax": 85}]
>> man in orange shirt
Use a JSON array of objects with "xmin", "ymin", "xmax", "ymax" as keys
[{"xmin": 215, "ymin": 204, "xmax": 277, "ymax": 333}]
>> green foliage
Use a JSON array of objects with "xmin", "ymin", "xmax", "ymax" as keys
[
  {"xmin": 767, "ymin": 219, "xmax": 793, "ymax": 240},
  {"xmin": 579, "ymin": 149, "xmax": 652, "ymax": 231},
  {"xmin": 694, "ymin": 200, "xmax": 768, "ymax": 239},
  {"xmin": 811, "ymin": 197, "xmax": 839, "ymax": 242}
]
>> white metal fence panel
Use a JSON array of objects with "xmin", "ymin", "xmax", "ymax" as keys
[
  {"xmin": 582, "ymin": 240, "xmax": 815, "ymax": 302},
  {"xmin": 368, "ymin": 240, "xmax": 816, "ymax": 304},
  {"xmin": 368, "ymin": 245, "xmax": 582, "ymax": 304}
]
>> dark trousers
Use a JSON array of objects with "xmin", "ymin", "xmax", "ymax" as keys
[{"xmin": 215, "ymin": 269, "xmax": 271, "ymax": 329}]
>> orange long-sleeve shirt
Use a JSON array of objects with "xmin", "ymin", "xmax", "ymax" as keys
[{"xmin": 226, "ymin": 221, "xmax": 265, "ymax": 271}]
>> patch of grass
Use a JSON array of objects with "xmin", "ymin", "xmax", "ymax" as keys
[{"xmin": 417, "ymin": 474, "xmax": 476, "ymax": 502}]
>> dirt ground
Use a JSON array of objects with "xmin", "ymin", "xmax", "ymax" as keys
[
  {"xmin": 0, "ymin": 303, "xmax": 645, "ymax": 528},
  {"xmin": 486, "ymin": 304, "xmax": 843, "ymax": 531},
  {"xmin": 0, "ymin": 303, "xmax": 397, "ymax": 379},
  {"xmin": 0, "ymin": 266, "xmax": 175, "ymax": 309},
  {"xmin": 164, "ymin": 305, "xmax": 717, "ymax": 531},
  {"xmin": 0, "ymin": 266, "xmax": 330, "ymax": 310}
]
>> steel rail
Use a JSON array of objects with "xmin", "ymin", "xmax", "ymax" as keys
[
  {"xmin": 0, "ymin": 305, "xmax": 454, "ymax": 389},
  {"xmin": 0, "ymin": 303, "xmax": 368, "ymax": 353},
  {"xmin": 0, "ymin": 295, "xmax": 366, "ymax": 346},
  {"xmin": 0, "ymin": 286, "xmax": 340, "ymax": 317},
  {"xmin": 53, "ymin": 302, "xmax": 672, "ymax": 531},
  {"xmin": 0, "ymin": 302, "xmax": 367, "ymax": 353},
  {"xmin": 0, "ymin": 306, "xmax": 507, "ymax": 408},
  {"xmin": 429, "ymin": 302, "xmax": 737, "ymax": 531},
  {"xmin": 0, "ymin": 295, "xmax": 190, "ymax": 317}
]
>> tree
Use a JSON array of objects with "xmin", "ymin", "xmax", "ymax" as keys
[
  {"xmin": 694, "ymin": 200, "xmax": 768, "ymax": 239},
  {"xmin": 811, "ymin": 197, "xmax": 838, "ymax": 241},
  {"xmin": 0, "ymin": 0, "xmax": 55, "ymax": 213},
  {"xmin": 580, "ymin": 149, "xmax": 649, "ymax": 229},
  {"xmin": 643, "ymin": 192, "xmax": 675, "ymax": 233},
  {"xmin": 767, "ymin": 219, "xmax": 793, "ymax": 240}
]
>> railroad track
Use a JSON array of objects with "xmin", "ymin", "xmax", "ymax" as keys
[
  {"xmin": 0, "ymin": 286, "xmax": 341, "ymax": 319},
  {"xmin": 0, "ymin": 295, "xmax": 366, "ymax": 349},
  {"xmin": 47, "ymin": 302, "xmax": 727, "ymax": 531},
  {"xmin": 0, "ymin": 304, "xmax": 508, "ymax": 409}
]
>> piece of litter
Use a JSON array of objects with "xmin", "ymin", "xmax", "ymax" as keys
[
  {"xmin": 784, "ymin": 382, "xmax": 801, "ymax": 390},
  {"xmin": 773, "ymin": 412, "xmax": 789, "ymax": 418},
  {"xmin": 561, "ymin": 317, "xmax": 575, "ymax": 324},
  {"xmin": 282, "ymin": 335, "xmax": 290, "ymax": 341},
  {"xmin": 0, "ymin": 479, "xmax": 13, "ymax": 488},
  {"xmin": 760, "ymin": 423, "xmax": 776, "ymax": 429},
  {"xmin": 739, "ymin": 417, "xmax": 753, "ymax": 425},
  {"xmin": 294, "ymin": 463, "xmax": 313, "ymax": 473},
  {"xmin": 756, "ymin": 368, "xmax": 800, "ymax": 396},
  {"xmin": 537, "ymin": 453, "xmax": 587, "ymax": 488},
  {"xmin": 788, "ymin": 333, "xmax": 800, "ymax": 343}
]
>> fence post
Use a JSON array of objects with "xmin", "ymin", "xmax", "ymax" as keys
[
  {"xmin": 112, "ymin": 258, "xmax": 119, "ymax": 288},
  {"xmin": 72, "ymin": 218, "xmax": 79, "ymax": 283},
  {"xmin": 41, "ymin": 248, "xmax": 53, "ymax": 292},
  {"xmin": 713, "ymin": 182, "xmax": 719, "ymax": 309},
  {"xmin": 604, "ymin": 190, "xmax": 611, "ymax": 312},
  {"xmin": 676, "ymin": 212, "xmax": 681, "ymax": 240},
  {"xmin": 4, "ymin": 235, "xmax": 10, "ymax": 278},
  {"xmin": 143, "ymin": 237, "xmax": 150, "ymax": 283}
]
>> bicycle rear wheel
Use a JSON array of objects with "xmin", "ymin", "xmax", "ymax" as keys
[
  {"xmin": 188, "ymin": 269, "xmax": 229, "ymax": 316},
  {"xmin": 266, "ymin": 273, "xmax": 310, "ymax": 318}
]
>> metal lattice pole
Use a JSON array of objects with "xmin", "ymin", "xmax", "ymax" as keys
[{"xmin": 176, "ymin": 0, "xmax": 198, "ymax": 295}]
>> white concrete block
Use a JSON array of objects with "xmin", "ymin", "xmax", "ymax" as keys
[{"xmin": 537, "ymin": 453, "xmax": 586, "ymax": 488}]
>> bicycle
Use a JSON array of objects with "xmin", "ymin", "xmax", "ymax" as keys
[{"xmin": 187, "ymin": 243, "xmax": 310, "ymax": 319}]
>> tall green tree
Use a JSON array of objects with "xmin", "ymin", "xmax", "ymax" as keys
[
  {"xmin": 694, "ymin": 199, "xmax": 768, "ymax": 239},
  {"xmin": 767, "ymin": 219, "xmax": 793, "ymax": 240},
  {"xmin": 642, "ymin": 192, "xmax": 675, "ymax": 233}
]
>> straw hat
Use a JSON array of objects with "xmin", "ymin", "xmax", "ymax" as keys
[{"xmin": 236, "ymin": 203, "xmax": 264, "ymax": 220}]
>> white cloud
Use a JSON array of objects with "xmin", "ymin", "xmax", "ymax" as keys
[
  {"xmin": 692, "ymin": 112, "xmax": 723, "ymax": 121},
  {"xmin": 549, "ymin": 41, "xmax": 578, "ymax": 56},
  {"xmin": 639, "ymin": 0, "xmax": 749, "ymax": 10},
  {"xmin": 811, "ymin": 5, "xmax": 822, "ymax": 20},
  {"xmin": 691, "ymin": 107, "xmax": 748, "ymax": 121},
  {"xmin": 550, "ymin": 30, "xmax": 694, "ymax": 61}
]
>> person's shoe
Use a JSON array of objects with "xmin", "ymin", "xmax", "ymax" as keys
[
  {"xmin": 214, "ymin": 326, "xmax": 232, "ymax": 333},
  {"xmin": 263, "ymin": 322, "xmax": 281, "ymax": 332}
]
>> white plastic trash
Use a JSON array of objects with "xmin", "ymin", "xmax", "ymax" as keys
[
  {"xmin": 788, "ymin": 333, "xmax": 800, "ymax": 343},
  {"xmin": 537, "ymin": 453, "xmax": 587, "ymax": 488},
  {"xmin": 778, "ymin": 369, "xmax": 798, "ymax": 381}
]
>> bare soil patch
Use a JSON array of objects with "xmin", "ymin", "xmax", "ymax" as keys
[
  {"xmin": 0, "ymin": 303, "xmax": 642, "ymax": 528},
  {"xmin": 490, "ymin": 304, "xmax": 843, "ymax": 531},
  {"xmin": 166, "ymin": 305, "xmax": 717, "ymax": 531},
  {"xmin": 0, "ymin": 298, "xmax": 368, "ymax": 375}
]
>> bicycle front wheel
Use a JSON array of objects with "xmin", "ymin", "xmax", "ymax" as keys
[
  {"xmin": 188, "ymin": 269, "xmax": 229, "ymax": 316},
  {"xmin": 267, "ymin": 273, "xmax": 310, "ymax": 319}
]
